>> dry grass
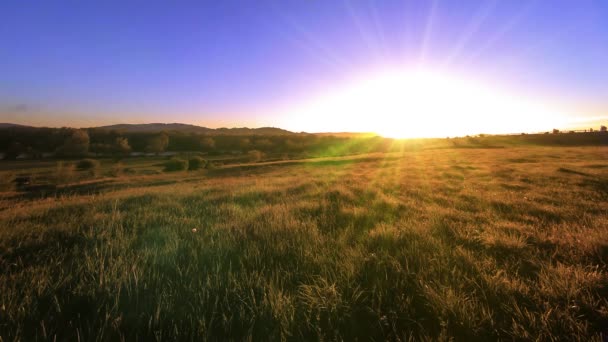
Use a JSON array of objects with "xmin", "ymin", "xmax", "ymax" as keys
[{"xmin": 0, "ymin": 146, "xmax": 607, "ymax": 340}]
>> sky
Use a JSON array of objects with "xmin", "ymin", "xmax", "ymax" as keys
[{"xmin": 1, "ymin": 0, "xmax": 607, "ymax": 136}]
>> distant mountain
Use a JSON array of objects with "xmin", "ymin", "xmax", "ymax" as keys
[
  {"xmin": 1, "ymin": 122, "xmax": 375, "ymax": 137},
  {"xmin": 0, "ymin": 123, "xmax": 34, "ymax": 129},
  {"xmin": 97, "ymin": 123, "xmax": 212, "ymax": 133},
  {"xmin": 95, "ymin": 123, "xmax": 296, "ymax": 135},
  {"xmin": 213, "ymin": 127, "xmax": 297, "ymax": 136}
]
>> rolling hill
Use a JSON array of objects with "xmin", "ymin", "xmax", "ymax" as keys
[
  {"xmin": 0, "ymin": 123, "xmax": 297, "ymax": 135},
  {"xmin": 96, "ymin": 123, "xmax": 296, "ymax": 135}
]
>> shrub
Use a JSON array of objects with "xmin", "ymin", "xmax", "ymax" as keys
[
  {"xmin": 76, "ymin": 159, "xmax": 100, "ymax": 170},
  {"xmin": 247, "ymin": 150, "xmax": 264, "ymax": 162},
  {"xmin": 164, "ymin": 158, "xmax": 188, "ymax": 172},
  {"xmin": 55, "ymin": 161, "xmax": 75, "ymax": 185},
  {"xmin": 109, "ymin": 162, "xmax": 124, "ymax": 177},
  {"xmin": 0, "ymin": 172, "xmax": 15, "ymax": 191},
  {"xmin": 205, "ymin": 161, "xmax": 218, "ymax": 170},
  {"xmin": 188, "ymin": 156, "xmax": 206, "ymax": 171}
]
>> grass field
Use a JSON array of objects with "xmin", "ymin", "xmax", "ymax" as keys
[{"xmin": 1, "ymin": 146, "xmax": 607, "ymax": 340}]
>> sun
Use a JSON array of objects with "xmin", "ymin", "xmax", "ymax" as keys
[{"xmin": 281, "ymin": 68, "xmax": 564, "ymax": 138}]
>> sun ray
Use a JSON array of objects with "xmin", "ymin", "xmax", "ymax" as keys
[
  {"xmin": 419, "ymin": 0, "xmax": 439, "ymax": 64},
  {"xmin": 343, "ymin": 0, "xmax": 384, "ymax": 62},
  {"xmin": 462, "ymin": 0, "xmax": 539, "ymax": 65},
  {"xmin": 271, "ymin": 5, "xmax": 351, "ymax": 70},
  {"xmin": 368, "ymin": 0, "xmax": 390, "ymax": 60},
  {"xmin": 440, "ymin": 0, "xmax": 499, "ymax": 69}
]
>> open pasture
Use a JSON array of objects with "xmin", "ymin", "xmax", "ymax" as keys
[{"xmin": 0, "ymin": 146, "xmax": 607, "ymax": 340}]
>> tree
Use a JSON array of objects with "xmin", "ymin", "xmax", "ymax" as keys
[
  {"xmin": 239, "ymin": 138, "xmax": 251, "ymax": 151},
  {"xmin": 56, "ymin": 129, "xmax": 90, "ymax": 157},
  {"xmin": 146, "ymin": 132, "xmax": 169, "ymax": 155},
  {"xmin": 25, "ymin": 146, "xmax": 42, "ymax": 159},
  {"xmin": 199, "ymin": 137, "xmax": 215, "ymax": 151},
  {"xmin": 601, "ymin": 125, "xmax": 607, "ymax": 132},
  {"xmin": 285, "ymin": 139, "xmax": 303, "ymax": 152},
  {"xmin": 90, "ymin": 143, "xmax": 111, "ymax": 155},
  {"xmin": 254, "ymin": 138, "xmax": 273, "ymax": 150},
  {"xmin": 3, "ymin": 142, "xmax": 25, "ymax": 160},
  {"xmin": 113, "ymin": 137, "xmax": 131, "ymax": 155}
]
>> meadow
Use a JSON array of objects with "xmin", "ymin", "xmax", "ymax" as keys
[{"xmin": 0, "ymin": 145, "xmax": 607, "ymax": 340}]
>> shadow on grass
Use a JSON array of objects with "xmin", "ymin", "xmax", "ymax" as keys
[
  {"xmin": 5, "ymin": 155, "xmax": 400, "ymax": 204},
  {"xmin": 3, "ymin": 176, "xmax": 210, "ymax": 203},
  {"xmin": 206, "ymin": 155, "xmax": 402, "ymax": 178},
  {"xmin": 557, "ymin": 167, "xmax": 590, "ymax": 176},
  {"xmin": 489, "ymin": 201, "xmax": 566, "ymax": 224},
  {"xmin": 507, "ymin": 158, "xmax": 537, "ymax": 163},
  {"xmin": 431, "ymin": 218, "xmax": 543, "ymax": 283},
  {"xmin": 580, "ymin": 178, "xmax": 608, "ymax": 197},
  {"xmin": 0, "ymin": 229, "xmax": 89, "ymax": 274}
]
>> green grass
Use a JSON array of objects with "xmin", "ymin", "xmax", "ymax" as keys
[{"xmin": 0, "ymin": 146, "xmax": 607, "ymax": 340}]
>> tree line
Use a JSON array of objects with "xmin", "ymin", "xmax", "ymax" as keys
[{"xmin": 0, "ymin": 127, "xmax": 393, "ymax": 159}]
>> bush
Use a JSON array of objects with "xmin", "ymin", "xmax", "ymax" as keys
[
  {"xmin": 0, "ymin": 172, "xmax": 15, "ymax": 191},
  {"xmin": 188, "ymin": 156, "xmax": 206, "ymax": 171},
  {"xmin": 205, "ymin": 161, "xmax": 218, "ymax": 170},
  {"xmin": 76, "ymin": 159, "xmax": 100, "ymax": 170},
  {"xmin": 109, "ymin": 162, "xmax": 124, "ymax": 177},
  {"xmin": 164, "ymin": 158, "xmax": 188, "ymax": 172},
  {"xmin": 247, "ymin": 150, "xmax": 264, "ymax": 162},
  {"xmin": 55, "ymin": 161, "xmax": 75, "ymax": 185}
]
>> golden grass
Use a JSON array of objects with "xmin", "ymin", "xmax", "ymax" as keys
[{"xmin": 0, "ymin": 146, "xmax": 607, "ymax": 340}]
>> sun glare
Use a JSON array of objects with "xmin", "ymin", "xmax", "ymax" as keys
[{"xmin": 283, "ymin": 69, "xmax": 565, "ymax": 138}]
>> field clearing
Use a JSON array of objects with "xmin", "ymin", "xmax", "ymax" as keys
[{"xmin": 1, "ymin": 146, "xmax": 607, "ymax": 340}]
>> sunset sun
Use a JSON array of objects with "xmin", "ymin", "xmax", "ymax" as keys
[{"xmin": 284, "ymin": 68, "xmax": 564, "ymax": 138}]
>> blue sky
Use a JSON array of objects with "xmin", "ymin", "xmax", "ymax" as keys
[{"xmin": 1, "ymin": 0, "xmax": 607, "ymax": 132}]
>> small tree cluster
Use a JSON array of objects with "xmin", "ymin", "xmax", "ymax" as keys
[
  {"xmin": 56, "ymin": 130, "xmax": 90, "ymax": 157},
  {"xmin": 91, "ymin": 137, "xmax": 132, "ymax": 156},
  {"xmin": 147, "ymin": 133, "xmax": 169, "ymax": 155}
]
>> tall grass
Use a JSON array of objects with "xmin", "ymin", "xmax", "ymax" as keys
[
  {"xmin": 53, "ymin": 161, "xmax": 76, "ymax": 185},
  {"xmin": 0, "ymin": 146, "xmax": 607, "ymax": 340}
]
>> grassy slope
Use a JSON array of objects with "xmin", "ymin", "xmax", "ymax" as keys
[{"xmin": 0, "ymin": 146, "xmax": 607, "ymax": 340}]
